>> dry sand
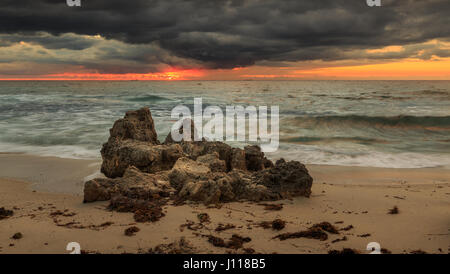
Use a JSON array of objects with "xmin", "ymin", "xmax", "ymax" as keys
[{"xmin": 0, "ymin": 154, "xmax": 449, "ymax": 254}]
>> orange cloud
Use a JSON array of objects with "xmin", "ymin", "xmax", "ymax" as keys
[
  {"xmin": 366, "ymin": 45, "xmax": 404, "ymax": 54},
  {"xmin": 295, "ymin": 58, "xmax": 450, "ymax": 80}
]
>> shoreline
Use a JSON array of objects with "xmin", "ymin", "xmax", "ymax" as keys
[
  {"xmin": 0, "ymin": 154, "xmax": 449, "ymax": 254},
  {"xmin": 1, "ymin": 153, "xmax": 449, "ymax": 193}
]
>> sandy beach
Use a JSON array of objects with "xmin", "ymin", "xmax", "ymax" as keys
[{"xmin": 1, "ymin": 154, "xmax": 448, "ymax": 254}]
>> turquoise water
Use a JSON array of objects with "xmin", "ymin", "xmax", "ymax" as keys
[{"xmin": 0, "ymin": 80, "xmax": 449, "ymax": 168}]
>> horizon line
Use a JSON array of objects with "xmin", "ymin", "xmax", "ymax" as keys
[{"xmin": 1, "ymin": 79, "xmax": 449, "ymax": 81}]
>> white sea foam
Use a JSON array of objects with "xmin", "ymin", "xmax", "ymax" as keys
[
  {"xmin": 267, "ymin": 143, "xmax": 450, "ymax": 168},
  {"xmin": 0, "ymin": 142, "xmax": 100, "ymax": 160}
]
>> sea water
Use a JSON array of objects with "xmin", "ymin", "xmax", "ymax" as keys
[{"xmin": 0, "ymin": 80, "xmax": 449, "ymax": 168}]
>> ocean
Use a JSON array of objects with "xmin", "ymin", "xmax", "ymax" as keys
[{"xmin": 0, "ymin": 80, "xmax": 449, "ymax": 168}]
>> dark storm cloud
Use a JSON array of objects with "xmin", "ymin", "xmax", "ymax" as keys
[{"xmin": 1, "ymin": 0, "xmax": 449, "ymax": 69}]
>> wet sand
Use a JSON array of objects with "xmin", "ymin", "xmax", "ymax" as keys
[
  {"xmin": 0, "ymin": 154, "xmax": 449, "ymax": 254},
  {"xmin": 0, "ymin": 153, "xmax": 101, "ymax": 194}
]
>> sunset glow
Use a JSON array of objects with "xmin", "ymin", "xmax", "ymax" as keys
[
  {"xmin": 1, "ymin": 57, "xmax": 449, "ymax": 81},
  {"xmin": 0, "ymin": 69, "xmax": 205, "ymax": 81},
  {"xmin": 299, "ymin": 59, "xmax": 450, "ymax": 80}
]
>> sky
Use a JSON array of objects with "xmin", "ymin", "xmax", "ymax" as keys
[{"xmin": 0, "ymin": 0, "xmax": 449, "ymax": 80}]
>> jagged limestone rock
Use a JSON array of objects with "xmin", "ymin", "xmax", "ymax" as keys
[{"xmin": 86, "ymin": 107, "xmax": 313, "ymax": 210}]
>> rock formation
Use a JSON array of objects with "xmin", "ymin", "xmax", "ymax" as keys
[
  {"xmin": 84, "ymin": 166, "xmax": 174, "ymax": 203},
  {"xmin": 109, "ymin": 107, "xmax": 159, "ymax": 143},
  {"xmin": 84, "ymin": 107, "xmax": 313, "ymax": 221},
  {"xmin": 252, "ymin": 159, "xmax": 313, "ymax": 198}
]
